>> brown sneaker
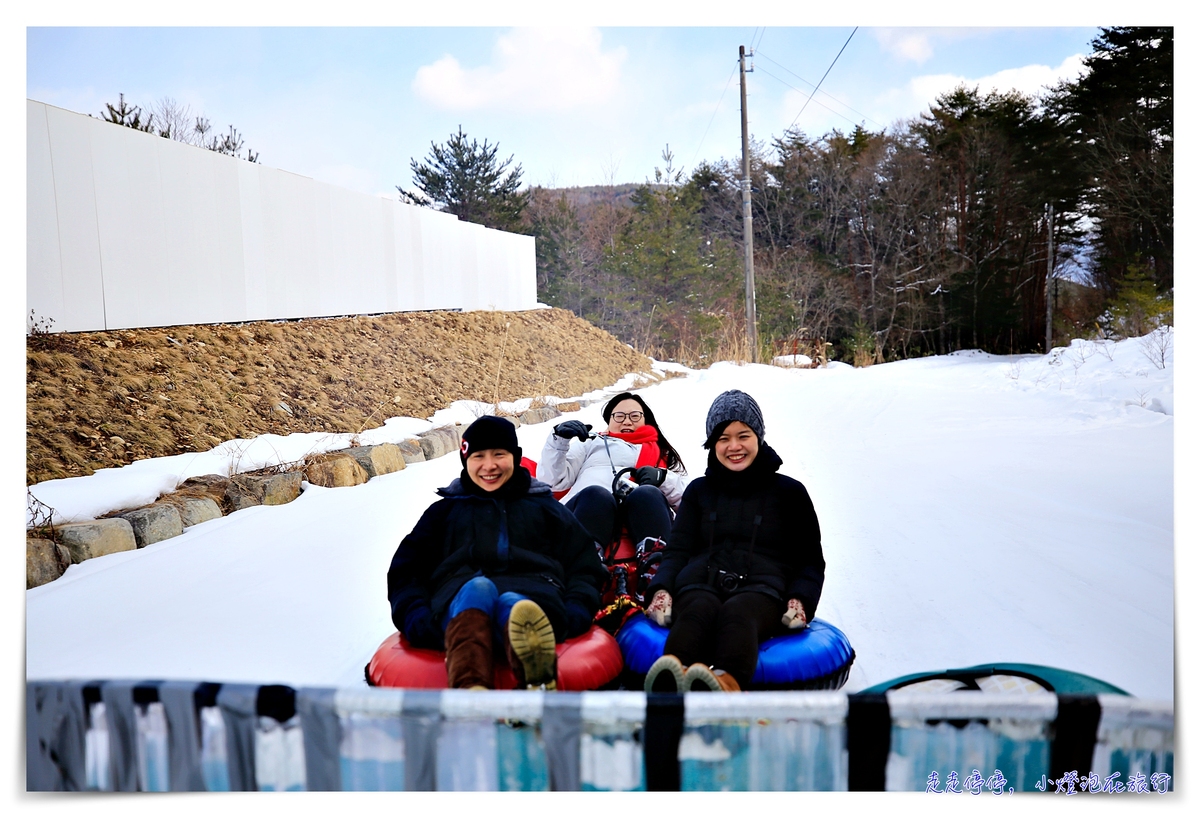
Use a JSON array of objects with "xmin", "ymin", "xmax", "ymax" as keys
[
  {"xmin": 713, "ymin": 669, "xmax": 742, "ymax": 692},
  {"xmin": 644, "ymin": 654, "xmax": 686, "ymax": 693},
  {"xmin": 683, "ymin": 664, "xmax": 741, "ymax": 692},
  {"xmin": 507, "ymin": 600, "xmax": 558, "ymax": 690},
  {"xmin": 683, "ymin": 663, "xmax": 721, "ymax": 691}
]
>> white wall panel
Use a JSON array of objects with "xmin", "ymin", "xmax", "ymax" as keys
[
  {"xmin": 459, "ymin": 222, "xmax": 484, "ymax": 310},
  {"xmin": 256, "ymin": 167, "xmax": 320, "ymax": 319},
  {"xmin": 89, "ymin": 114, "xmax": 172, "ymax": 330},
  {"xmin": 310, "ymin": 182, "xmax": 339, "ymax": 314},
  {"xmin": 516, "ymin": 235, "xmax": 537, "ymax": 308},
  {"xmin": 237, "ymin": 161, "xmax": 268, "ymax": 319},
  {"xmin": 379, "ymin": 197, "xmax": 399, "ymax": 313},
  {"xmin": 479, "ymin": 228, "xmax": 506, "ymax": 310},
  {"xmin": 41, "ymin": 105, "xmax": 108, "ymax": 332},
  {"xmin": 28, "ymin": 100, "xmax": 538, "ymax": 330},
  {"xmin": 27, "ymin": 101, "xmax": 64, "ymax": 329},
  {"xmin": 154, "ymin": 136, "xmax": 248, "ymax": 326},
  {"xmin": 316, "ymin": 182, "xmax": 391, "ymax": 316},
  {"xmin": 392, "ymin": 203, "xmax": 424, "ymax": 311},
  {"xmin": 417, "ymin": 208, "xmax": 461, "ymax": 311}
]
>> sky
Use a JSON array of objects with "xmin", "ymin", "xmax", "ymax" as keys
[{"xmin": 27, "ymin": 24, "xmax": 1101, "ymax": 197}]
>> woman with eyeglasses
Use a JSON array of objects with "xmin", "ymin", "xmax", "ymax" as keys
[{"xmin": 539, "ymin": 392, "xmax": 687, "ymax": 551}]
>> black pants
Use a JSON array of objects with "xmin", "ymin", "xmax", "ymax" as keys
[
  {"xmin": 663, "ymin": 588, "xmax": 784, "ymax": 689},
  {"xmin": 565, "ymin": 484, "xmax": 672, "ymax": 547}
]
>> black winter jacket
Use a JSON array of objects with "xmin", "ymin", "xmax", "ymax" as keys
[
  {"xmin": 387, "ymin": 466, "xmax": 608, "ymax": 650},
  {"xmin": 646, "ymin": 443, "xmax": 825, "ymax": 619}
]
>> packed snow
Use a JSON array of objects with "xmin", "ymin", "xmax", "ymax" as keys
[{"xmin": 26, "ymin": 334, "xmax": 1174, "ymax": 703}]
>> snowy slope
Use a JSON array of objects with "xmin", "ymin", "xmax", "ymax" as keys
[{"xmin": 26, "ymin": 336, "xmax": 1174, "ymax": 702}]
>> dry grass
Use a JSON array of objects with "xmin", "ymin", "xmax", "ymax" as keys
[
  {"xmin": 637, "ymin": 313, "xmax": 775, "ymax": 368},
  {"xmin": 27, "ymin": 308, "xmax": 651, "ymax": 485}
]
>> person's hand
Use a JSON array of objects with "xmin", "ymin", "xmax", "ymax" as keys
[
  {"xmin": 782, "ymin": 599, "xmax": 807, "ymax": 630},
  {"xmin": 553, "ymin": 420, "xmax": 592, "ymax": 442},
  {"xmin": 646, "ymin": 589, "xmax": 673, "ymax": 627},
  {"xmin": 633, "ymin": 466, "xmax": 667, "ymax": 487}
]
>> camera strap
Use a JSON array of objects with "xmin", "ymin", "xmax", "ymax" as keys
[{"xmin": 601, "ymin": 434, "xmax": 619, "ymax": 478}]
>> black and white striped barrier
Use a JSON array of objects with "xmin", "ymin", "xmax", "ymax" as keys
[{"xmin": 27, "ymin": 682, "xmax": 1173, "ymax": 793}]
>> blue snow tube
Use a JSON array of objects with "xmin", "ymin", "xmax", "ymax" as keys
[{"xmin": 617, "ymin": 612, "xmax": 856, "ymax": 690}]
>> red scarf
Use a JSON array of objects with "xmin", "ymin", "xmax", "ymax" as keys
[{"xmin": 605, "ymin": 426, "xmax": 664, "ymax": 468}]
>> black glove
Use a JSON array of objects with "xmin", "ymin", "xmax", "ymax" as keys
[
  {"xmin": 553, "ymin": 420, "xmax": 592, "ymax": 442},
  {"xmin": 403, "ymin": 605, "xmax": 443, "ymax": 650},
  {"xmin": 634, "ymin": 466, "xmax": 667, "ymax": 487}
]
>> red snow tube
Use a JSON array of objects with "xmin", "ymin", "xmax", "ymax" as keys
[{"xmin": 366, "ymin": 625, "xmax": 625, "ymax": 690}]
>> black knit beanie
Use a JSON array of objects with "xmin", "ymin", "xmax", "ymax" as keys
[
  {"xmin": 704, "ymin": 389, "xmax": 765, "ymax": 448},
  {"xmin": 459, "ymin": 416, "xmax": 522, "ymax": 464}
]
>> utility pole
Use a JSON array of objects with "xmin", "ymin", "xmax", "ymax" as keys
[
  {"xmin": 1045, "ymin": 203, "xmax": 1054, "ymax": 353},
  {"xmin": 740, "ymin": 45, "xmax": 757, "ymax": 363}
]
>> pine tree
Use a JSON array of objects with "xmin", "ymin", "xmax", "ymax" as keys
[
  {"xmin": 100, "ymin": 94, "xmax": 154, "ymax": 132},
  {"xmin": 604, "ymin": 146, "xmax": 738, "ymax": 355},
  {"xmin": 404, "ymin": 127, "xmax": 528, "ymax": 232},
  {"xmin": 1049, "ymin": 27, "xmax": 1173, "ymax": 292}
]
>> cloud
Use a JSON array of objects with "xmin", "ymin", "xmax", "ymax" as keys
[
  {"xmin": 873, "ymin": 54, "xmax": 1088, "ymax": 127},
  {"xmin": 911, "ymin": 54, "xmax": 1087, "ymax": 102},
  {"xmin": 873, "ymin": 28, "xmax": 1012, "ymax": 65},
  {"xmin": 412, "ymin": 28, "xmax": 626, "ymax": 113},
  {"xmin": 873, "ymin": 29, "xmax": 936, "ymax": 64}
]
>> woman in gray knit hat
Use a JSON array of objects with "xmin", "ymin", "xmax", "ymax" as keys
[{"xmin": 640, "ymin": 389, "xmax": 826, "ymax": 692}]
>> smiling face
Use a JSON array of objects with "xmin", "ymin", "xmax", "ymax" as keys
[
  {"xmin": 713, "ymin": 421, "xmax": 759, "ymax": 472},
  {"xmin": 607, "ymin": 398, "xmax": 647, "ymax": 435},
  {"xmin": 465, "ymin": 448, "xmax": 515, "ymax": 491}
]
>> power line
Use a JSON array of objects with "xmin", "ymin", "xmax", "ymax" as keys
[
  {"xmin": 752, "ymin": 27, "xmax": 767, "ymax": 52},
  {"xmin": 754, "ymin": 65, "xmax": 871, "ymax": 132},
  {"xmin": 756, "ymin": 48, "xmax": 883, "ymax": 130},
  {"xmin": 787, "ymin": 27, "xmax": 859, "ymax": 131},
  {"xmin": 690, "ymin": 64, "xmax": 738, "ymax": 169}
]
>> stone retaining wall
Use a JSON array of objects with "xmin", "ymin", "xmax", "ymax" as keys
[{"xmin": 27, "ymin": 411, "xmax": 567, "ymax": 589}]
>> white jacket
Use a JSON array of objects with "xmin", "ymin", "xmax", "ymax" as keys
[{"xmin": 540, "ymin": 432, "xmax": 686, "ymax": 511}]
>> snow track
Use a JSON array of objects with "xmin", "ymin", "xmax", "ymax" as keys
[{"xmin": 27, "ymin": 338, "xmax": 1174, "ymax": 701}]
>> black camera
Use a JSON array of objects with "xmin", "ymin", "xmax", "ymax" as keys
[
  {"xmin": 714, "ymin": 568, "xmax": 746, "ymax": 593},
  {"xmin": 612, "ymin": 468, "xmax": 638, "ymax": 502}
]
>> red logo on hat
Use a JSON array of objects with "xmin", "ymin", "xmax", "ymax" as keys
[{"xmin": 460, "ymin": 439, "xmax": 469, "ymax": 456}]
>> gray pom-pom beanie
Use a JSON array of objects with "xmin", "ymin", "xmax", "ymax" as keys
[{"xmin": 704, "ymin": 389, "xmax": 765, "ymax": 447}]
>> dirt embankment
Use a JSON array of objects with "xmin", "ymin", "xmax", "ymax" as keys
[{"xmin": 26, "ymin": 308, "xmax": 652, "ymax": 486}]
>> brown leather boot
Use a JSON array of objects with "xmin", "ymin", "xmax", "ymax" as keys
[{"xmin": 444, "ymin": 608, "xmax": 493, "ymax": 689}]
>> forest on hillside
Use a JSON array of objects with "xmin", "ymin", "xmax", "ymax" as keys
[
  {"xmin": 91, "ymin": 29, "xmax": 1173, "ymax": 367},
  {"xmin": 522, "ymin": 27, "xmax": 1172, "ymax": 365}
]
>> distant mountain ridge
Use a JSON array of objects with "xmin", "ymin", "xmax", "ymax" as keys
[{"xmin": 531, "ymin": 183, "xmax": 666, "ymax": 209}]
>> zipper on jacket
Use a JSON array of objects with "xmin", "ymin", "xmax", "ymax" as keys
[{"xmin": 496, "ymin": 501, "xmax": 510, "ymax": 562}]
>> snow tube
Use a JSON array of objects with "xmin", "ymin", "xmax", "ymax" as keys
[
  {"xmin": 366, "ymin": 625, "xmax": 625, "ymax": 691},
  {"xmin": 617, "ymin": 612, "xmax": 856, "ymax": 690},
  {"xmin": 860, "ymin": 663, "xmax": 1129, "ymax": 696}
]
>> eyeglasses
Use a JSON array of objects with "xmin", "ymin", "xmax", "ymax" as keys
[{"xmin": 611, "ymin": 411, "xmax": 644, "ymax": 422}]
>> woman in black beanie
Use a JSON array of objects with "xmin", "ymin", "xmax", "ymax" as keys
[
  {"xmin": 386, "ymin": 415, "xmax": 608, "ymax": 690},
  {"xmin": 641, "ymin": 390, "xmax": 825, "ymax": 692}
]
